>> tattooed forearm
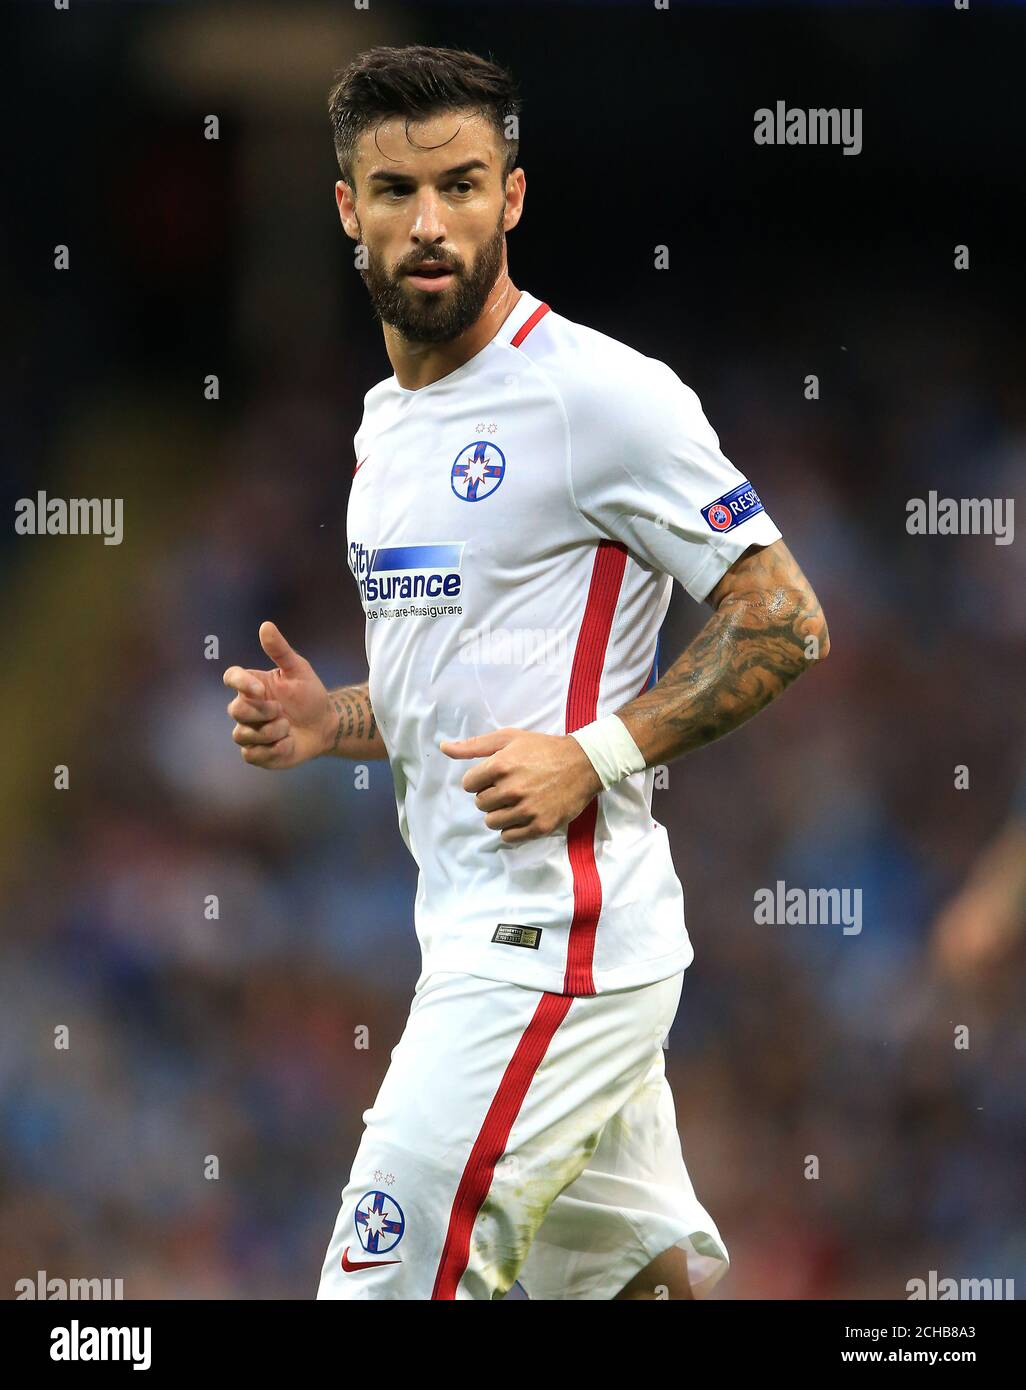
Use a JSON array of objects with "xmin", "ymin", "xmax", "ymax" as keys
[
  {"xmin": 325, "ymin": 683, "xmax": 388, "ymax": 759},
  {"xmin": 617, "ymin": 541, "xmax": 829, "ymax": 767}
]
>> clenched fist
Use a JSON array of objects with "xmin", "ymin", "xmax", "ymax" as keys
[{"xmin": 223, "ymin": 621, "xmax": 332, "ymax": 769}]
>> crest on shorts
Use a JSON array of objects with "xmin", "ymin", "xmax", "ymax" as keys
[{"xmin": 354, "ymin": 1189, "xmax": 406, "ymax": 1254}]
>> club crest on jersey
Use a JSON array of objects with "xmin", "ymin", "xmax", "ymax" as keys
[
  {"xmin": 354, "ymin": 1190, "xmax": 406, "ymax": 1255},
  {"xmin": 451, "ymin": 439, "xmax": 506, "ymax": 502},
  {"xmin": 701, "ymin": 481, "xmax": 765, "ymax": 532}
]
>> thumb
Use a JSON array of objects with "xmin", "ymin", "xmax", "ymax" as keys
[
  {"xmin": 440, "ymin": 728, "xmax": 518, "ymax": 759},
  {"xmin": 259, "ymin": 620, "xmax": 304, "ymax": 673}
]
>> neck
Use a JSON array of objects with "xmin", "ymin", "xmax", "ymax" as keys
[{"xmin": 383, "ymin": 271, "xmax": 522, "ymax": 391}]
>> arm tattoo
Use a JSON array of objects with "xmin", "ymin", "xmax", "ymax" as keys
[
  {"xmin": 618, "ymin": 541, "xmax": 829, "ymax": 767},
  {"xmin": 327, "ymin": 683, "xmax": 378, "ymax": 753}
]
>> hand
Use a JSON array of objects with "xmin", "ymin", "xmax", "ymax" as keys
[
  {"xmin": 440, "ymin": 727, "xmax": 603, "ymax": 844},
  {"xmin": 223, "ymin": 621, "xmax": 333, "ymax": 769}
]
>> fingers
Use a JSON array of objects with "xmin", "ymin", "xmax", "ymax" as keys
[
  {"xmin": 473, "ymin": 785, "xmax": 519, "ymax": 813},
  {"xmin": 483, "ymin": 807, "xmax": 533, "ymax": 832},
  {"xmin": 462, "ymin": 757, "xmax": 503, "ymax": 794},
  {"xmin": 232, "ymin": 717, "xmax": 290, "ymax": 748},
  {"xmin": 440, "ymin": 729, "xmax": 517, "ymax": 760},
  {"xmin": 239, "ymin": 734, "xmax": 295, "ymax": 769},
  {"xmin": 459, "ymin": 760, "xmax": 532, "ymax": 830},
  {"xmin": 259, "ymin": 620, "xmax": 303, "ymax": 673},
  {"xmin": 226, "ymin": 692, "xmax": 281, "ymax": 724},
  {"xmin": 473, "ymin": 781, "xmax": 562, "ymax": 836},
  {"xmin": 224, "ymin": 649, "xmax": 295, "ymax": 768},
  {"xmin": 225, "ymin": 664, "xmax": 282, "ymax": 747},
  {"xmin": 223, "ymin": 666, "xmax": 267, "ymax": 701},
  {"xmin": 498, "ymin": 822, "xmax": 545, "ymax": 845}
]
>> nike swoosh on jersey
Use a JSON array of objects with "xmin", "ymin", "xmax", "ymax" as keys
[
  {"xmin": 340, "ymin": 1246, "xmax": 402, "ymax": 1272},
  {"xmin": 353, "ymin": 456, "xmax": 369, "ymax": 476}
]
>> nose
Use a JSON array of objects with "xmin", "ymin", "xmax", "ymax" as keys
[{"xmin": 409, "ymin": 188, "xmax": 447, "ymax": 248}]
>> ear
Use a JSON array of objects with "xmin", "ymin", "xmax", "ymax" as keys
[
  {"xmin": 503, "ymin": 167, "xmax": 526, "ymax": 233},
  {"xmin": 336, "ymin": 180, "xmax": 360, "ymax": 241}
]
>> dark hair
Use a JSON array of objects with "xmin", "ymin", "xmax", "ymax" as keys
[{"xmin": 328, "ymin": 45, "xmax": 520, "ymax": 187}]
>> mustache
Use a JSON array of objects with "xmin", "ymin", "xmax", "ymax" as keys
[{"xmin": 396, "ymin": 251, "xmax": 463, "ymax": 276}]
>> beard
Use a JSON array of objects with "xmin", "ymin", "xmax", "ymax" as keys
[{"xmin": 356, "ymin": 210, "xmax": 506, "ymax": 344}]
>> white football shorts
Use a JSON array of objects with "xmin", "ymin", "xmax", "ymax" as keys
[{"xmin": 316, "ymin": 968, "xmax": 729, "ymax": 1300}]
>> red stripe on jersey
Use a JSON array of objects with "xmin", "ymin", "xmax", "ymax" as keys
[
  {"xmin": 510, "ymin": 301, "xmax": 551, "ymax": 347},
  {"xmin": 430, "ymin": 991, "xmax": 573, "ymax": 1300},
  {"xmin": 562, "ymin": 540, "xmax": 628, "ymax": 995},
  {"xmin": 637, "ymin": 648, "xmax": 657, "ymax": 697}
]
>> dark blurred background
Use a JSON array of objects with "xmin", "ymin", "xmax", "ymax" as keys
[{"xmin": 2, "ymin": 0, "xmax": 1024, "ymax": 1299}]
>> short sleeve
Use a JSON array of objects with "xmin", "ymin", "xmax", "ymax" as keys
[{"xmin": 566, "ymin": 357, "xmax": 782, "ymax": 601}]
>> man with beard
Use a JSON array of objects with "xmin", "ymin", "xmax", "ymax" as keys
[{"xmin": 222, "ymin": 45, "xmax": 830, "ymax": 1300}]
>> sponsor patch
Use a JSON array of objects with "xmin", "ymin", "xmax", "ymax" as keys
[
  {"xmin": 701, "ymin": 482, "xmax": 765, "ymax": 533},
  {"xmin": 491, "ymin": 923, "xmax": 542, "ymax": 950},
  {"xmin": 348, "ymin": 539, "xmax": 465, "ymax": 613}
]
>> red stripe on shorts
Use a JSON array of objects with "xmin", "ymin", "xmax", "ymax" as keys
[
  {"xmin": 563, "ymin": 541, "xmax": 629, "ymax": 995},
  {"xmin": 430, "ymin": 990, "xmax": 573, "ymax": 1299}
]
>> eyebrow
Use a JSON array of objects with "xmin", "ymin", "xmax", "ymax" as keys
[{"xmin": 365, "ymin": 159, "xmax": 491, "ymax": 186}]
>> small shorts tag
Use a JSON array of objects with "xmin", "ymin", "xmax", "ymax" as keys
[{"xmin": 491, "ymin": 923, "xmax": 542, "ymax": 950}]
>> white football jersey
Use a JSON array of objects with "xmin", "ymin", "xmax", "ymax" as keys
[{"xmin": 347, "ymin": 290, "xmax": 782, "ymax": 995}]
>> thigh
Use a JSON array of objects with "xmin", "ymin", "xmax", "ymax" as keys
[
  {"xmin": 518, "ymin": 978, "xmax": 731, "ymax": 1301},
  {"xmin": 316, "ymin": 971, "xmax": 675, "ymax": 1301}
]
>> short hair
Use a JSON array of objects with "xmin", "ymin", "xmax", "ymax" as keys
[{"xmin": 328, "ymin": 45, "xmax": 520, "ymax": 188}]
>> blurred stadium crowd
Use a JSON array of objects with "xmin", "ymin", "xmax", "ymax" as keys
[{"xmin": 2, "ymin": 2, "xmax": 1024, "ymax": 1299}]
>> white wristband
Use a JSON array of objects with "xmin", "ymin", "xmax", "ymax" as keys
[{"xmin": 569, "ymin": 714, "xmax": 647, "ymax": 791}]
